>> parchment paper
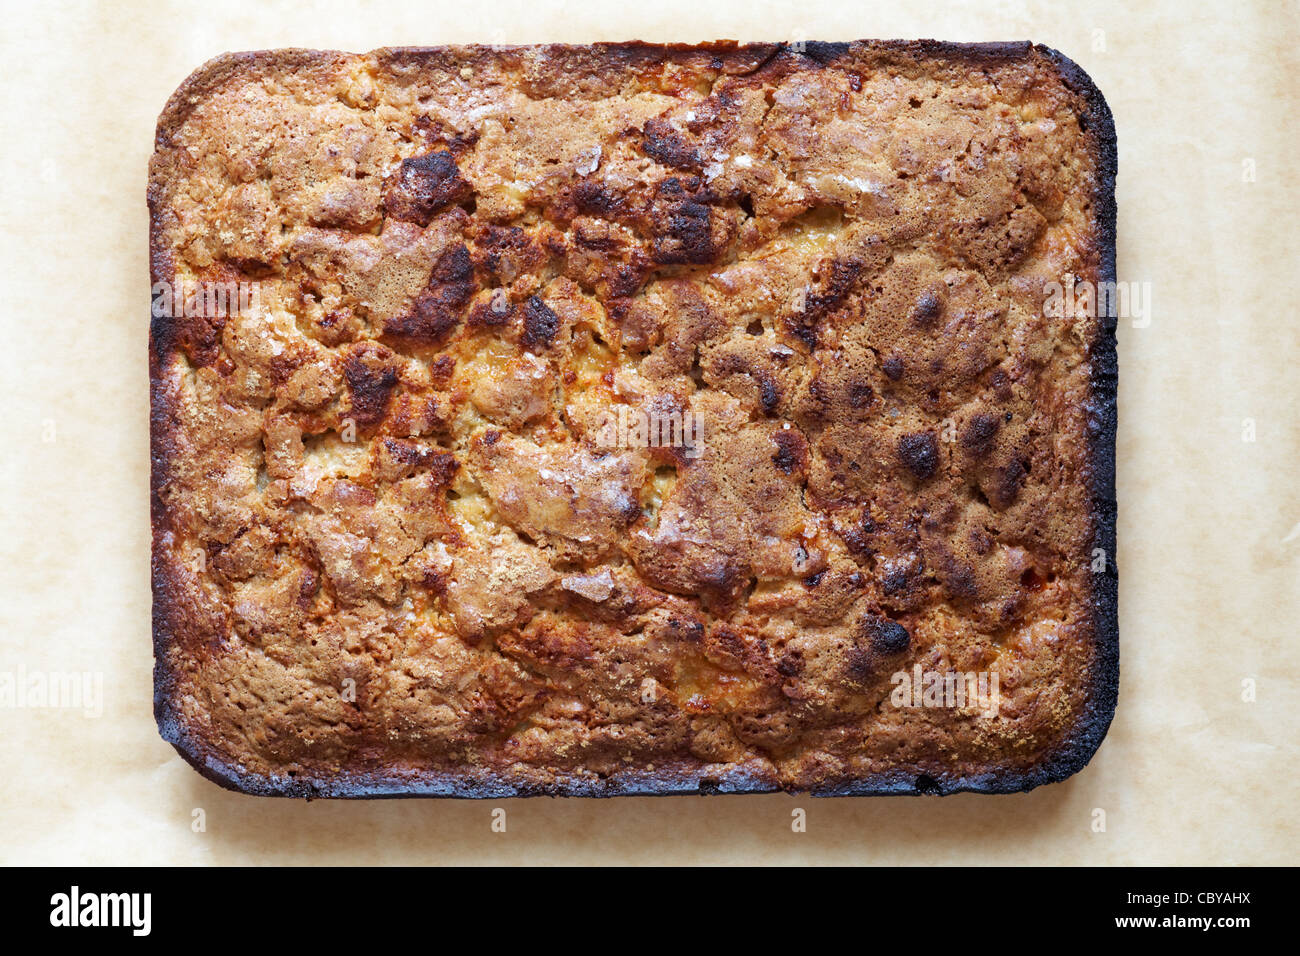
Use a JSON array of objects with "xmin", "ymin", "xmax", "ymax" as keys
[{"xmin": 1, "ymin": 0, "xmax": 1296, "ymax": 865}]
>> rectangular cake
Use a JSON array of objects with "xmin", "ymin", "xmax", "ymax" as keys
[{"xmin": 149, "ymin": 40, "xmax": 1118, "ymax": 797}]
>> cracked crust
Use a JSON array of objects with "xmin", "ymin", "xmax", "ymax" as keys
[{"xmin": 150, "ymin": 40, "xmax": 1118, "ymax": 797}]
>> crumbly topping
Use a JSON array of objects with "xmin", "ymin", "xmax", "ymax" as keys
[{"xmin": 150, "ymin": 42, "xmax": 1109, "ymax": 793}]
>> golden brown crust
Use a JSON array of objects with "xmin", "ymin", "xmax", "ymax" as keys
[{"xmin": 150, "ymin": 40, "xmax": 1117, "ymax": 797}]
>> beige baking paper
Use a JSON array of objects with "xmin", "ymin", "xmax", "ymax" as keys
[{"xmin": 1, "ymin": 0, "xmax": 1296, "ymax": 865}]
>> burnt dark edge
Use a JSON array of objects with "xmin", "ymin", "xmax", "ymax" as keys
[{"xmin": 150, "ymin": 39, "xmax": 1118, "ymax": 799}]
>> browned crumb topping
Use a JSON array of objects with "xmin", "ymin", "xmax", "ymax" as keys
[{"xmin": 150, "ymin": 42, "xmax": 1108, "ymax": 793}]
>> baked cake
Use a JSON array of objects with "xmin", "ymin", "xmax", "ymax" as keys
[{"xmin": 149, "ymin": 41, "xmax": 1118, "ymax": 796}]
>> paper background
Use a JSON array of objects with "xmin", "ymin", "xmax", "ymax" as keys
[{"xmin": 1, "ymin": 0, "xmax": 1297, "ymax": 865}]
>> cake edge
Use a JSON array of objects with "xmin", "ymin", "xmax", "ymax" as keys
[{"xmin": 148, "ymin": 39, "xmax": 1119, "ymax": 799}]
